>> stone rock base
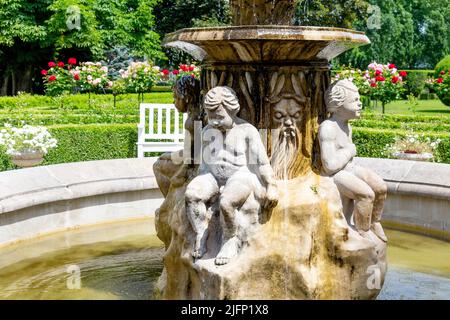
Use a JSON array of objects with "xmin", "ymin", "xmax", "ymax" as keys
[{"xmin": 156, "ymin": 171, "xmax": 387, "ymax": 300}]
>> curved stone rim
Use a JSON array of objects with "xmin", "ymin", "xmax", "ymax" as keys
[{"xmin": 164, "ymin": 25, "xmax": 371, "ymax": 45}]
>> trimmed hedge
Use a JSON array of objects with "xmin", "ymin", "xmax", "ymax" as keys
[
  {"xmin": 0, "ymin": 124, "xmax": 145, "ymax": 171},
  {"xmin": 351, "ymin": 119, "xmax": 450, "ymax": 133},
  {"xmin": 1, "ymin": 124, "xmax": 449, "ymax": 172},
  {"xmin": 358, "ymin": 113, "xmax": 450, "ymax": 124},
  {"xmin": 0, "ymin": 92, "xmax": 173, "ymax": 110},
  {"xmin": 353, "ymin": 127, "xmax": 450, "ymax": 164}
]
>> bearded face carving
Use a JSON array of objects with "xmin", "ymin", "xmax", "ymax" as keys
[{"xmin": 270, "ymin": 97, "xmax": 304, "ymax": 180}]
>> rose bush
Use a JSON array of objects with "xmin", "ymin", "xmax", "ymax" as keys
[
  {"xmin": 72, "ymin": 62, "xmax": 112, "ymax": 93},
  {"xmin": 42, "ymin": 58, "xmax": 79, "ymax": 97},
  {"xmin": 119, "ymin": 61, "xmax": 160, "ymax": 94},
  {"xmin": 335, "ymin": 62, "xmax": 407, "ymax": 113},
  {"xmin": 431, "ymin": 69, "xmax": 450, "ymax": 106}
]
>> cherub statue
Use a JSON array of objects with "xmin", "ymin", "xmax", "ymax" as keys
[
  {"xmin": 319, "ymin": 79, "xmax": 387, "ymax": 242},
  {"xmin": 185, "ymin": 86, "xmax": 279, "ymax": 265},
  {"xmin": 173, "ymin": 75, "xmax": 202, "ymax": 165}
]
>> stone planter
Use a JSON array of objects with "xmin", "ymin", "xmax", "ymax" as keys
[
  {"xmin": 11, "ymin": 150, "xmax": 44, "ymax": 168},
  {"xmin": 393, "ymin": 152, "xmax": 433, "ymax": 162}
]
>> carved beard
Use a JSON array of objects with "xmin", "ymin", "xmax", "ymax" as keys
[{"xmin": 270, "ymin": 126, "xmax": 302, "ymax": 180}]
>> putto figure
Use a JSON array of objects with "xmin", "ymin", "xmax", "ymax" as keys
[
  {"xmin": 185, "ymin": 86, "xmax": 279, "ymax": 265},
  {"xmin": 319, "ymin": 79, "xmax": 388, "ymax": 242}
]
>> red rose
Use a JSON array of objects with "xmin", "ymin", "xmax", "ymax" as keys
[
  {"xmin": 437, "ymin": 78, "xmax": 444, "ymax": 84},
  {"xmin": 74, "ymin": 74, "xmax": 80, "ymax": 81},
  {"xmin": 172, "ymin": 70, "xmax": 179, "ymax": 75},
  {"xmin": 188, "ymin": 65, "xmax": 195, "ymax": 72},
  {"xmin": 57, "ymin": 61, "xmax": 65, "ymax": 68},
  {"xmin": 48, "ymin": 75, "xmax": 56, "ymax": 82},
  {"xmin": 440, "ymin": 71, "xmax": 446, "ymax": 75},
  {"xmin": 68, "ymin": 57, "xmax": 77, "ymax": 65},
  {"xmin": 448, "ymin": 70, "xmax": 450, "ymax": 74},
  {"xmin": 399, "ymin": 71, "xmax": 408, "ymax": 78},
  {"xmin": 388, "ymin": 64, "xmax": 396, "ymax": 69},
  {"xmin": 48, "ymin": 61, "xmax": 56, "ymax": 68},
  {"xmin": 375, "ymin": 70, "xmax": 382, "ymax": 76},
  {"xmin": 375, "ymin": 76, "xmax": 386, "ymax": 82},
  {"xmin": 370, "ymin": 83, "xmax": 377, "ymax": 88},
  {"xmin": 180, "ymin": 64, "xmax": 189, "ymax": 72},
  {"xmin": 391, "ymin": 76, "xmax": 400, "ymax": 84},
  {"xmin": 41, "ymin": 70, "xmax": 48, "ymax": 76},
  {"xmin": 162, "ymin": 69, "xmax": 170, "ymax": 76}
]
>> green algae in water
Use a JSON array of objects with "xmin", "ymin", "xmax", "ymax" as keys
[{"xmin": 0, "ymin": 219, "xmax": 164, "ymax": 300}]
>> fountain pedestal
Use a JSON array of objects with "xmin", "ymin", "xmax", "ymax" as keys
[
  {"xmin": 156, "ymin": 0, "xmax": 387, "ymax": 300},
  {"xmin": 156, "ymin": 168, "xmax": 386, "ymax": 300}
]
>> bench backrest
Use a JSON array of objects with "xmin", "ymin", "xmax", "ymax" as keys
[{"xmin": 138, "ymin": 104, "xmax": 186, "ymax": 142}]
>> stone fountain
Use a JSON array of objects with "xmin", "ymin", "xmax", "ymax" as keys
[{"xmin": 155, "ymin": 0, "xmax": 387, "ymax": 300}]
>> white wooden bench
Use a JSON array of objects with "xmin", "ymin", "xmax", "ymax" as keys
[{"xmin": 137, "ymin": 104, "xmax": 186, "ymax": 158}]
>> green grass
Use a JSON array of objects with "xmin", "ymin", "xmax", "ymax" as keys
[{"xmin": 367, "ymin": 99, "xmax": 450, "ymax": 117}]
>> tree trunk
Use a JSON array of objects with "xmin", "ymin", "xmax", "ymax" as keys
[
  {"xmin": 16, "ymin": 66, "xmax": 33, "ymax": 94},
  {"xmin": 0, "ymin": 74, "xmax": 9, "ymax": 96},
  {"xmin": 11, "ymin": 71, "xmax": 16, "ymax": 96},
  {"xmin": 382, "ymin": 102, "xmax": 386, "ymax": 114}
]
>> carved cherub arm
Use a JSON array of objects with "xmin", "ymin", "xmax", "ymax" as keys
[
  {"xmin": 319, "ymin": 122, "xmax": 355, "ymax": 176},
  {"xmin": 246, "ymin": 129, "xmax": 273, "ymax": 183}
]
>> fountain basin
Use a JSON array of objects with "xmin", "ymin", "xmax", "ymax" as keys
[
  {"xmin": 0, "ymin": 219, "xmax": 447, "ymax": 300},
  {"xmin": 165, "ymin": 26, "xmax": 370, "ymax": 63},
  {"xmin": 0, "ymin": 157, "xmax": 448, "ymax": 248}
]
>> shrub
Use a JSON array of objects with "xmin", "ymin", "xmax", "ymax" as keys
[
  {"xmin": 0, "ymin": 92, "xmax": 174, "ymax": 111},
  {"xmin": 431, "ymin": 67, "xmax": 450, "ymax": 106},
  {"xmin": 352, "ymin": 127, "xmax": 450, "ymax": 163},
  {"xmin": 434, "ymin": 55, "xmax": 450, "ymax": 78},
  {"xmin": 0, "ymin": 124, "xmax": 141, "ymax": 171},
  {"xmin": 351, "ymin": 118, "xmax": 450, "ymax": 133},
  {"xmin": 334, "ymin": 63, "xmax": 407, "ymax": 113},
  {"xmin": 402, "ymin": 70, "xmax": 433, "ymax": 98}
]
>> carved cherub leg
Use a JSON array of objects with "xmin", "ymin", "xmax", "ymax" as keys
[
  {"xmin": 215, "ymin": 172, "xmax": 256, "ymax": 266},
  {"xmin": 333, "ymin": 170, "xmax": 375, "ymax": 240},
  {"xmin": 352, "ymin": 166, "xmax": 388, "ymax": 242},
  {"xmin": 185, "ymin": 173, "xmax": 219, "ymax": 259}
]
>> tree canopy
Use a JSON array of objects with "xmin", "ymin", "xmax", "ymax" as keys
[
  {"xmin": 0, "ymin": 0, "xmax": 449, "ymax": 95},
  {"xmin": 338, "ymin": 0, "xmax": 450, "ymax": 69},
  {"xmin": 294, "ymin": 0, "xmax": 369, "ymax": 29},
  {"xmin": 0, "ymin": 0, "xmax": 163, "ymax": 95}
]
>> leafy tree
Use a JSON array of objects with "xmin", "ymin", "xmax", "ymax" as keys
[
  {"xmin": 152, "ymin": 0, "xmax": 230, "ymax": 67},
  {"xmin": 0, "ymin": 0, "xmax": 163, "ymax": 96},
  {"xmin": 294, "ymin": 0, "xmax": 369, "ymax": 28},
  {"xmin": 338, "ymin": 0, "xmax": 450, "ymax": 69},
  {"xmin": 153, "ymin": 0, "xmax": 230, "ymax": 36}
]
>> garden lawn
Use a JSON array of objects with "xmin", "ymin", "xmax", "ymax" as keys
[{"xmin": 368, "ymin": 99, "xmax": 450, "ymax": 117}]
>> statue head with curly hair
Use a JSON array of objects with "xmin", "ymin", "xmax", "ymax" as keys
[
  {"xmin": 325, "ymin": 79, "xmax": 362, "ymax": 119},
  {"xmin": 204, "ymin": 86, "xmax": 241, "ymax": 131}
]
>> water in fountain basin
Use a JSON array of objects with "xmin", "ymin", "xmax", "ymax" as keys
[{"xmin": 0, "ymin": 219, "xmax": 448, "ymax": 300}]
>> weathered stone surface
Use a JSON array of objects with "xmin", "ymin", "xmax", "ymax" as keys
[
  {"xmin": 165, "ymin": 26, "xmax": 370, "ymax": 63},
  {"xmin": 158, "ymin": 1, "xmax": 385, "ymax": 300},
  {"xmin": 156, "ymin": 171, "xmax": 386, "ymax": 299},
  {"xmin": 320, "ymin": 80, "xmax": 388, "ymax": 242}
]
